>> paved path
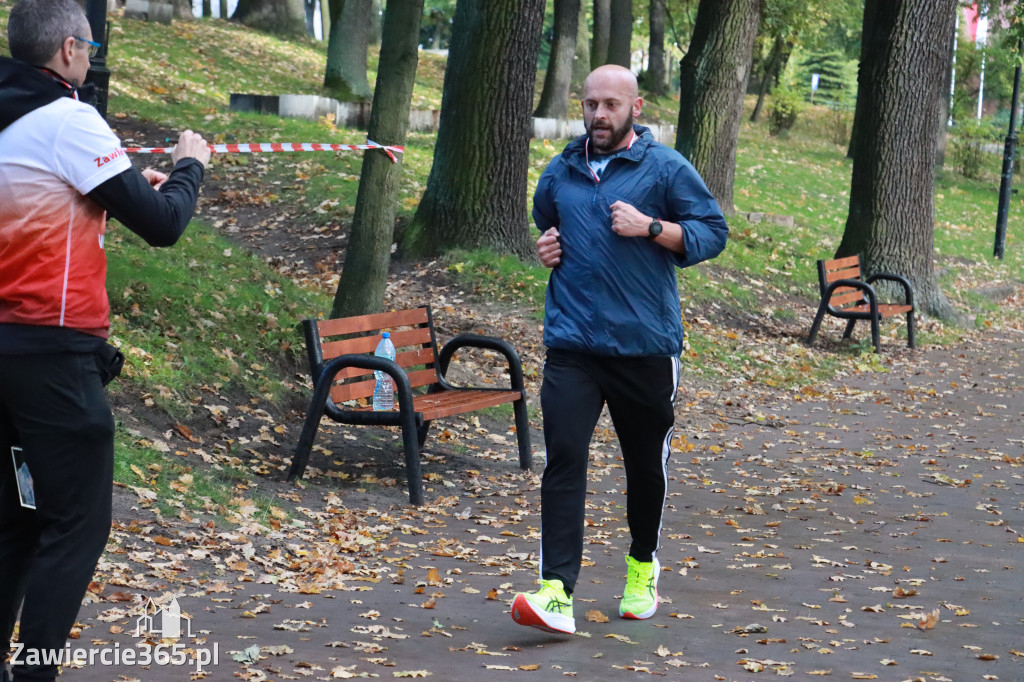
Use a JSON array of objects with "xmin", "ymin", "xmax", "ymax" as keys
[{"xmin": 69, "ymin": 330, "xmax": 1024, "ymax": 681}]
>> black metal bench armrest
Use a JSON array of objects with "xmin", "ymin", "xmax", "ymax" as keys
[
  {"xmin": 865, "ymin": 272, "xmax": 915, "ymax": 307},
  {"xmin": 315, "ymin": 353, "xmax": 416, "ymax": 422},
  {"xmin": 823, "ymin": 277, "xmax": 877, "ymax": 312},
  {"xmin": 437, "ymin": 334, "xmax": 525, "ymax": 392}
]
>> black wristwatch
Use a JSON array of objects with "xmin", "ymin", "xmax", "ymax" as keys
[{"xmin": 647, "ymin": 219, "xmax": 663, "ymax": 240}]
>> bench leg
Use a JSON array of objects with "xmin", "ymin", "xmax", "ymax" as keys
[
  {"xmin": 399, "ymin": 407, "xmax": 425, "ymax": 506},
  {"xmin": 288, "ymin": 380, "xmax": 333, "ymax": 482},
  {"xmin": 417, "ymin": 420, "xmax": 432, "ymax": 449},
  {"xmin": 870, "ymin": 316, "xmax": 881, "ymax": 353},
  {"xmin": 806, "ymin": 301, "xmax": 830, "ymax": 346},
  {"xmin": 907, "ymin": 310, "xmax": 916, "ymax": 349},
  {"xmin": 842, "ymin": 319, "xmax": 856, "ymax": 340},
  {"xmin": 513, "ymin": 397, "xmax": 532, "ymax": 470}
]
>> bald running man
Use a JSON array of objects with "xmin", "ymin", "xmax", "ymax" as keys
[{"xmin": 511, "ymin": 65, "xmax": 729, "ymax": 634}]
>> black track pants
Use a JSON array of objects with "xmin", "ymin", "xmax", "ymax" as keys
[
  {"xmin": 0, "ymin": 352, "xmax": 114, "ymax": 682},
  {"xmin": 538, "ymin": 349, "xmax": 679, "ymax": 594}
]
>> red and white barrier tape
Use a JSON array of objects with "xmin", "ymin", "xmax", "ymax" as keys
[{"xmin": 124, "ymin": 141, "xmax": 403, "ymax": 162}]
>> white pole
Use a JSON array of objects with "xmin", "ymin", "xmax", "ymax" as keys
[
  {"xmin": 976, "ymin": 15, "xmax": 989, "ymax": 121},
  {"xmin": 949, "ymin": 12, "xmax": 958, "ymax": 126}
]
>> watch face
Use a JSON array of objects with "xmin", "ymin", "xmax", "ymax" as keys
[{"xmin": 648, "ymin": 220, "xmax": 663, "ymax": 239}]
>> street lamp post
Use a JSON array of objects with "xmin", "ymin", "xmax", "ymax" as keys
[
  {"xmin": 83, "ymin": 0, "xmax": 110, "ymax": 118},
  {"xmin": 994, "ymin": 45, "xmax": 1023, "ymax": 260}
]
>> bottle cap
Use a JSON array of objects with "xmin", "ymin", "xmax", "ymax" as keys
[{"xmin": 382, "ymin": 332, "xmax": 390, "ymax": 338}]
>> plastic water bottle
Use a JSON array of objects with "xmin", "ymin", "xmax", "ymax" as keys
[{"xmin": 372, "ymin": 332, "xmax": 396, "ymax": 411}]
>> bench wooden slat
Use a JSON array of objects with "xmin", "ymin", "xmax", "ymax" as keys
[
  {"xmin": 824, "ymin": 266, "xmax": 861, "ymax": 283},
  {"xmin": 317, "ymin": 307, "xmax": 429, "ymax": 337},
  {"xmin": 417, "ymin": 390, "xmax": 521, "ymax": 421},
  {"xmin": 336, "ymin": 389, "xmax": 522, "ymax": 421},
  {"xmin": 328, "ymin": 367, "xmax": 440, "ymax": 404},
  {"xmin": 321, "ymin": 327, "xmax": 432, "ymax": 359},
  {"xmin": 331, "ymin": 348, "xmax": 436, "ymax": 381},
  {"xmin": 844, "ymin": 303, "xmax": 913, "ymax": 317},
  {"xmin": 825, "ymin": 255, "xmax": 862, "ymax": 270},
  {"xmin": 831, "ymin": 290, "xmax": 863, "ymax": 306}
]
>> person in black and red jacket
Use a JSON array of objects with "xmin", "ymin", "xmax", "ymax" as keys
[{"xmin": 0, "ymin": 1, "xmax": 210, "ymax": 680}]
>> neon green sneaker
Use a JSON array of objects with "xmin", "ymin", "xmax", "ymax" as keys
[
  {"xmin": 511, "ymin": 578, "xmax": 575, "ymax": 634},
  {"xmin": 619, "ymin": 555, "xmax": 659, "ymax": 619}
]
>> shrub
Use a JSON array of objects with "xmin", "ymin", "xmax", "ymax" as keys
[
  {"xmin": 951, "ymin": 122, "xmax": 999, "ymax": 180},
  {"xmin": 768, "ymin": 84, "xmax": 804, "ymax": 136}
]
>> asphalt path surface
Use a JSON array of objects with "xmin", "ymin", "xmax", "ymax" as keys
[{"xmin": 64, "ymin": 329, "xmax": 1024, "ymax": 682}]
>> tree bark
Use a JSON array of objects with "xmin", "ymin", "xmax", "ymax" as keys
[
  {"xmin": 330, "ymin": 0, "xmax": 424, "ymax": 318},
  {"xmin": 607, "ymin": 0, "xmax": 632, "ymax": 68},
  {"xmin": 646, "ymin": 0, "xmax": 667, "ymax": 97},
  {"xmin": 231, "ymin": 0, "xmax": 305, "ymax": 35},
  {"xmin": 846, "ymin": 0, "xmax": 880, "ymax": 159},
  {"xmin": 535, "ymin": 0, "xmax": 581, "ymax": 119},
  {"xmin": 324, "ymin": 0, "xmax": 372, "ymax": 101},
  {"xmin": 675, "ymin": 0, "xmax": 763, "ymax": 215},
  {"xmin": 836, "ymin": 0, "xmax": 959, "ymax": 320},
  {"xmin": 403, "ymin": 0, "xmax": 545, "ymax": 259},
  {"xmin": 572, "ymin": 0, "xmax": 590, "ymax": 88},
  {"xmin": 370, "ymin": 0, "xmax": 382, "ymax": 44},
  {"xmin": 591, "ymin": 0, "xmax": 610, "ymax": 69}
]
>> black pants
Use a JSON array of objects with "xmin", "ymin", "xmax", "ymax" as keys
[
  {"xmin": 539, "ymin": 349, "xmax": 679, "ymax": 594},
  {"xmin": 0, "ymin": 353, "xmax": 114, "ymax": 682}
]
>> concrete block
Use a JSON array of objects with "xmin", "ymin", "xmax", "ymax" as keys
[
  {"xmin": 532, "ymin": 117, "xmax": 568, "ymax": 140},
  {"xmin": 229, "ymin": 94, "xmax": 279, "ymax": 115},
  {"xmin": 124, "ymin": 0, "xmax": 173, "ymax": 23},
  {"xmin": 278, "ymin": 94, "xmax": 338, "ymax": 121},
  {"xmin": 408, "ymin": 109, "xmax": 440, "ymax": 133},
  {"xmin": 336, "ymin": 101, "xmax": 371, "ymax": 128}
]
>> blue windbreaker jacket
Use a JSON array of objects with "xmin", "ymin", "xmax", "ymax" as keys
[{"xmin": 533, "ymin": 124, "xmax": 728, "ymax": 357}]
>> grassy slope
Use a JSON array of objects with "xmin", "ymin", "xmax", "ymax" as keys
[{"xmin": 2, "ymin": 10, "xmax": 1023, "ymax": 512}]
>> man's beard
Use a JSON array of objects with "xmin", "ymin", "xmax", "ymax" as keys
[{"xmin": 587, "ymin": 113, "xmax": 634, "ymax": 154}]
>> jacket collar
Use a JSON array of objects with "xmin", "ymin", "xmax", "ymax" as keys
[
  {"xmin": 0, "ymin": 57, "xmax": 79, "ymax": 132},
  {"xmin": 562, "ymin": 124, "xmax": 653, "ymax": 180}
]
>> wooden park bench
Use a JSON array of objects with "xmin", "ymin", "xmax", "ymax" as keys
[
  {"xmin": 806, "ymin": 254, "xmax": 916, "ymax": 353},
  {"xmin": 286, "ymin": 305, "xmax": 532, "ymax": 505}
]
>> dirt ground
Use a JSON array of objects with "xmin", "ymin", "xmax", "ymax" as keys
[{"xmin": 51, "ymin": 122, "xmax": 1024, "ymax": 681}]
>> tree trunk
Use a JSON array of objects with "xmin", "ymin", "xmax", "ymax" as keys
[
  {"xmin": 324, "ymin": 0, "xmax": 372, "ymax": 101},
  {"xmin": 304, "ymin": 0, "xmax": 316, "ymax": 36},
  {"xmin": 607, "ymin": 0, "xmax": 632, "ymax": 68},
  {"xmin": 171, "ymin": 0, "xmax": 193, "ymax": 19},
  {"xmin": 231, "ymin": 0, "xmax": 305, "ymax": 34},
  {"xmin": 535, "ymin": 0, "xmax": 581, "ymax": 119},
  {"xmin": 572, "ymin": 0, "xmax": 590, "ymax": 88},
  {"xmin": 836, "ymin": 0, "xmax": 959, "ymax": 320},
  {"xmin": 846, "ymin": 0, "xmax": 880, "ymax": 159},
  {"xmin": 591, "ymin": 0, "xmax": 610, "ymax": 69},
  {"xmin": 935, "ymin": 13, "xmax": 957, "ymax": 168},
  {"xmin": 370, "ymin": 0, "xmax": 382, "ymax": 44},
  {"xmin": 403, "ymin": 0, "xmax": 545, "ymax": 259},
  {"xmin": 203, "ymin": 0, "xmax": 212, "ymax": 18},
  {"xmin": 330, "ymin": 0, "xmax": 424, "ymax": 318},
  {"xmin": 321, "ymin": 0, "xmax": 331, "ymax": 42},
  {"xmin": 750, "ymin": 34, "xmax": 792, "ymax": 123},
  {"xmin": 646, "ymin": 0, "xmax": 667, "ymax": 97},
  {"xmin": 675, "ymin": 0, "xmax": 763, "ymax": 215}
]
